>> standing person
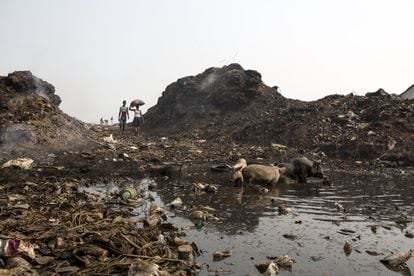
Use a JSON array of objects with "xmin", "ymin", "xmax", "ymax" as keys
[
  {"xmin": 118, "ymin": 100, "xmax": 129, "ymax": 134},
  {"xmin": 129, "ymin": 104, "xmax": 143, "ymax": 135}
]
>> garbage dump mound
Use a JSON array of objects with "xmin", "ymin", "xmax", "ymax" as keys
[
  {"xmin": 145, "ymin": 64, "xmax": 414, "ymax": 165},
  {"xmin": 0, "ymin": 71, "xmax": 94, "ymax": 160}
]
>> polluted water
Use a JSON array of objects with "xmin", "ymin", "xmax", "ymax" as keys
[{"xmin": 82, "ymin": 165, "xmax": 414, "ymax": 275}]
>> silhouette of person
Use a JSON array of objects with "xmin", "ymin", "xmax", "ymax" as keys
[
  {"xmin": 129, "ymin": 104, "xmax": 143, "ymax": 135},
  {"xmin": 118, "ymin": 100, "xmax": 129, "ymax": 134}
]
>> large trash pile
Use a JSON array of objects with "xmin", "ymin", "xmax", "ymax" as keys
[
  {"xmin": 0, "ymin": 71, "xmax": 94, "ymax": 161},
  {"xmin": 144, "ymin": 63, "xmax": 287, "ymax": 134},
  {"xmin": 145, "ymin": 64, "xmax": 414, "ymax": 165}
]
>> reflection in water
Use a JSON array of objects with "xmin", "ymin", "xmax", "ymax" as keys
[{"xmin": 382, "ymin": 263, "xmax": 412, "ymax": 276}]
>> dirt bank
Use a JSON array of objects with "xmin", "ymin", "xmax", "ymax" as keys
[{"xmin": 0, "ymin": 71, "xmax": 95, "ymax": 161}]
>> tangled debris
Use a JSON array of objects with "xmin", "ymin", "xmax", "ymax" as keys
[{"xmin": 0, "ymin": 177, "xmax": 201, "ymax": 275}]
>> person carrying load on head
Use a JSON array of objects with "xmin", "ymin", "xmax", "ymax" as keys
[
  {"xmin": 118, "ymin": 100, "xmax": 129, "ymax": 134},
  {"xmin": 129, "ymin": 103, "xmax": 144, "ymax": 135}
]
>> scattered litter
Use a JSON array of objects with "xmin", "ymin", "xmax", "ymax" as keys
[
  {"xmin": 310, "ymin": 256, "xmax": 323, "ymax": 262},
  {"xmin": 190, "ymin": 210, "xmax": 208, "ymax": 221},
  {"xmin": 405, "ymin": 231, "xmax": 414, "ymax": 239},
  {"xmin": 283, "ymin": 234, "xmax": 298, "ymax": 241},
  {"xmin": 335, "ymin": 202, "xmax": 345, "ymax": 212},
  {"xmin": 380, "ymin": 249, "xmax": 413, "ymax": 267},
  {"xmin": 344, "ymin": 241, "xmax": 353, "ymax": 255},
  {"xmin": 278, "ymin": 205, "xmax": 293, "ymax": 215},
  {"xmin": 178, "ymin": 244, "xmax": 193, "ymax": 262},
  {"xmin": 168, "ymin": 197, "xmax": 183, "ymax": 208},
  {"xmin": 121, "ymin": 187, "xmax": 138, "ymax": 200},
  {"xmin": 2, "ymin": 158, "xmax": 34, "ymax": 170},
  {"xmin": 128, "ymin": 259, "xmax": 166, "ymax": 276},
  {"xmin": 102, "ymin": 134, "xmax": 116, "ymax": 143},
  {"xmin": 213, "ymin": 250, "xmax": 232, "ymax": 261},
  {"xmin": 395, "ymin": 214, "xmax": 412, "ymax": 224},
  {"xmin": 267, "ymin": 255, "xmax": 294, "ymax": 268},
  {"xmin": 0, "ymin": 239, "xmax": 35, "ymax": 259},
  {"xmin": 264, "ymin": 261, "xmax": 279, "ymax": 276}
]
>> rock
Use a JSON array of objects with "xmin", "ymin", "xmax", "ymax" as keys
[{"xmin": 344, "ymin": 241, "xmax": 353, "ymax": 255}]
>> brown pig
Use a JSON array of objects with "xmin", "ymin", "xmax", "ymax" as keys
[
  {"xmin": 232, "ymin": 169, "xmax": 244, "ymax": 187},
  {"xmin": 237, "ymin": 164, "xmax": 284, "ymax": 186}
]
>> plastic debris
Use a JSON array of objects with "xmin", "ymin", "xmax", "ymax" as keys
[
  {"xmin": 264, "ymin": 262, "xmax": 279, "ymax": 276},
  {"xmin": 121, "ymin": 187, "xmax": 138, "ymax": 200},
  {"xmin": 380, "ymin": 249, "xmax": 413, "ymax": 267},
  {"xmin": 128, "ymin": 259, "xmax": 167, "ymax": 276},
  {"xmin": 178, "ymin": 244, "xmax": 193, "ymax": 262},
  {"xmin": 102, "ymin": 134, "xmax": 116, "ymax": 143},
  {"xmin": 213, "ymin": 250, "xmax": 232, "ymax": 261},
  {"xmin": 278, "ymin": 205, "xmax": 293, "ymax": 215},
  {"xmin": 2, "ymin": 158, "xmax": 34, "ymax": 170},
  {"xmin": 268, "ymin": 255, "xmax": 294, "ymax": 268},
  {"xmin": 335, "ymin": 202, "xmax": 345, "ymax": 212},
  {"xmin": 0, "ymin": 239, "xmax": 36, "ymax": 259},
  {"xmin": 168, "ymin": 197, "xmax": 183, "ymax": 208}
]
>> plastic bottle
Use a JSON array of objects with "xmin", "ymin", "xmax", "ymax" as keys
[{"xmin": 121, "ymin": 187, "xmax": 137, "ymax": 200}]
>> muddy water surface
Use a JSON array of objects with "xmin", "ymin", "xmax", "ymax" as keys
[{"xmin": 87, "ymin": 167, "xmax": 414, "ymax": 275}]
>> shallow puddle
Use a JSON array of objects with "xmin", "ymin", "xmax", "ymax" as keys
[{"xmin": 85, "ymin": 167, "xmax": 414, "ymax": 275}]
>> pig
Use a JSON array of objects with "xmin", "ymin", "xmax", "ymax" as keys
[
  {"xmin": 277, "ymin": 157, "xmax": 325, "ymax": 184},
  {"xmin": 232, "ymin": 158, "xmax": 247, "ymax": 171},
  {"xmin": 231, "ymin": 158, "xmax": 248, "ymax": 187},
  {"xmin": 235, "ymin": 164, "xmax": 284, "ymax": 186},
  {"xmin": 232, "ymin": 169, "xmax": 244, "ymax": 187}
]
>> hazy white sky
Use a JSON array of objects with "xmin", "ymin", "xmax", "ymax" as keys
[{"xmin": 0, "ymin": 0, "xmax": 413, "ymax": 122}]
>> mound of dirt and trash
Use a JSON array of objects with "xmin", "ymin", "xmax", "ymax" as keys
[
  {"xmin": 1, "ymin": 66, "xmax": 414, "ymax": 275},
  {"xmin": 0, "ymin": 71, "xmax": 94, "ymax": 160},
  {"xmin": 145, "ymin": 64, "xmax": 414, "ymax": 166}
]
